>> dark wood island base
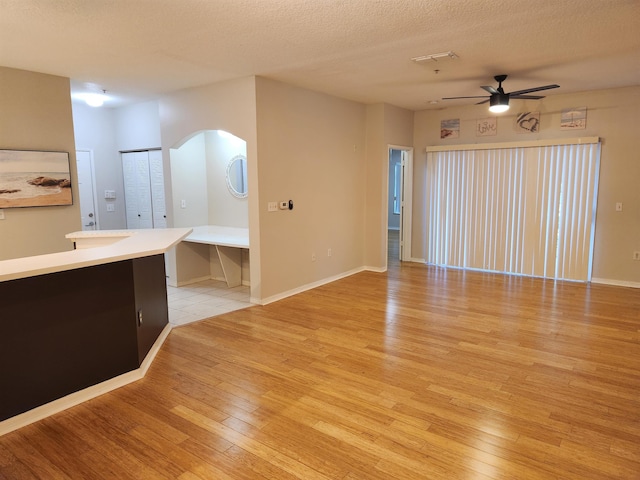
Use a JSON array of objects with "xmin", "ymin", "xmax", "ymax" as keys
[{"xmin": 0, "ymin": 254, "xmax": 169, "ymax": 423}]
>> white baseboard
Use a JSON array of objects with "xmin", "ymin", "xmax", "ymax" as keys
[
  {"xmin": 258, "ymin": 266, "xmax": 369, "ymax": 305},
  {"xmin": 591, "ymin": 278, "xmax": 640, "ymax": 289},
  {"xmin": 365, "ymin": 265, "xmax": 387, "ymax": 273},
  {"xmin": 0, "ymin": 324, "xmax": 173, "ymax": 437}
]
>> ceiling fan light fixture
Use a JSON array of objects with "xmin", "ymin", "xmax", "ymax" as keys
[{"xmin": 489, "ymin": 93, "xmax": 509, "ymax": 113}]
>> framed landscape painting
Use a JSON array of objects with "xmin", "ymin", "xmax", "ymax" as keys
[{"xmin": 0, "ymin": 149, "xmax": 73, "ymax": 208}]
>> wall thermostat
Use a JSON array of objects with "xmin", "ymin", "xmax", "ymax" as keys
[{"xmin": 279, "ymin": 201, "xmax": 288, "ymax": 210}]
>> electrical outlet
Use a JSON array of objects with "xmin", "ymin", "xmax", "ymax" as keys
[
  {"xmin": 328, "ymin": 248, "xmax": 332, "ymax": 257},
  {"xmin": 633, "ymin": 251, "xmax": 640, "ymax": 261},
  {"xmin": 181, "ymin": 199, "xmax": 186, "ymax": 209},
  {"xmin": 0, "ymin": 210, "xmax": 4, "ymax": 220}
]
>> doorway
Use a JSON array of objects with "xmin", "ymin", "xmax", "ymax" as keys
[{"xmin": 387, "ymin": 146, "xmax": 413, "ymax": 264}]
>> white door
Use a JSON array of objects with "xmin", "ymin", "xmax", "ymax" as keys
[
  {"xmin": 76, "ymin": 150, "xmax": 97, "ymax": 230},
  {"xmin": 122, "ymin": 150, "xmax": 165, "ymax": 229},
  {"xmin": 387, "ymin": 146, "xmax": 413, "ymax": 263},
  {"xmin": 134, "ymin": 151, "xmax": 153, "ymax": 229},
  {"xmin": 148, "ymin": 150, "xmax": 167, "ymax": 228},
  {"xmin": 399, "ymin": 149, "xmax": 413, "ymax": 262},
  {"xmin": 122, "ymin": 152, "xmax": 140, "ymax": 229}
]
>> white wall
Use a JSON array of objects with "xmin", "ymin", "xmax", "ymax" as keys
[
  {"xmin": 72, "ymin": 99, "xmax": 162, "ymax": 230},
  {"xmin": 115, "ymin": 101, "xmax": 161, "ymax": 151},
  {"xmin": 205, "ymin": 131, "xmax": 248, "ymax": 227},
  {"xmin": 170, "ymin": 133, "xmax": 209, "ymax": 227},
  {"xmin": 72, "ymin": 103, "xmax": 125, "ymax": 230}
]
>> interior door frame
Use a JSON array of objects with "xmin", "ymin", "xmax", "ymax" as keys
[
  {"xmin": 76, "ymin": 149, "xmax": 99, "ymax": 230},
  {"xmin": 386, "ymin": 145, "xmax": 413, "ymax": 264}
]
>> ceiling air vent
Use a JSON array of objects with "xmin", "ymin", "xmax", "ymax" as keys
[{"xmin": 411, "ymin": 51, "xmax": 458, "ymax": 64}]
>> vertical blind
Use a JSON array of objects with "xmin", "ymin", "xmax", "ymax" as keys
[{"xmin": 425, "ymin": 138, "xmax": 600, "ymax": 281}]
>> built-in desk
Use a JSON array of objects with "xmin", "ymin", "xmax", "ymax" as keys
[
  {"xmin": 0, "ymin": 228, "xmax": 191, "ymax": 434},
  {"xmin": 172, "ymin": 225, "xmax": 249, "ymax": 288}
]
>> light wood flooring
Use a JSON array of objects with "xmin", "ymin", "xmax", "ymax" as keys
[{"xmin": 1, "ymin": 243, "xmax": 639, "ymax": 478}]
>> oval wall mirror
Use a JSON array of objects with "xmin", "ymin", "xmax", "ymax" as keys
[{"xmin": 226, "ymin": 154, "xmax": 248, "ymax": 198}]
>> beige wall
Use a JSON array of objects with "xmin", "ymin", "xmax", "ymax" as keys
[
  {"xmin": 159, "ymin": 76, "xmax": 261, "ymax": 298},
  {"xmin": 255, "ymin": 77, "xmax": 367, "ymax": 300},
  {"xmin": 412, "ymin": 85, "xmax": 640, "ymax": 284},
  {"xmin": 363, "ymin": 103, "xmax": 414, "ymax": 269},
  {"xmin": 0, "ymin": 67, "xmax": 80, "ymax": 260}
]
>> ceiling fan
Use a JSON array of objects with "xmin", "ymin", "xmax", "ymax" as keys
[{"xmin": 443, "ymin": 75, "xmax": 560, "ymax": 112}]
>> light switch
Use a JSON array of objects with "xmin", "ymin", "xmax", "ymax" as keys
[
  {"xmin": 268, "ymin": 201, "xmax": 278, "ymax": 212},
  {"xmin": 0, "ymin": 210, "xmax": 4, "ymax": 220},
  {"xmin": 616, "ymin": 202, "xmax": 623, "ymax": 212},
  {"xmin": 106, "ymin": 204, "xmax": 115, "ymax": 212}
]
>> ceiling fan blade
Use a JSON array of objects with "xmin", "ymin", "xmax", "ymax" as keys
[
  {"xmin": 481, "ymin": 86, "xmax": 499, "ymax": 94},
  {"xmin": 510, "ymin": 94, "xmax": 545, "ymax": 100},
  {"xmin": 476, "ymin": 99, "xmax": 490, "ymax": 105},
  {"xmin": 442, "ymin": 95, "xmax": 489, "ymax": 100},
  {"xmin": 508, "ymin": 84, "xmax": 559, "ymax": 96}
]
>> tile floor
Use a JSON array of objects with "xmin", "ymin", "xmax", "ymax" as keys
[
  {"xmin": 168, "ymin": 233, "xmax": 397, "ymax": 328},
  {"xmin": 167, "ymin": 279, "xmax": 252, "ymax": 327}
]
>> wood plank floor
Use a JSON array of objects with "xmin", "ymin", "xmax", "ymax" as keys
[{"xmin": 1, "ymin": 258, "xmax": 639, "ymax": 478}]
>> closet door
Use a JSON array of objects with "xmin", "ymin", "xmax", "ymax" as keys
[
  {"xmin": 134, "ymin": 151, "xmax": 153, "ymax": 228},
  {"xmin": 148, "ymin": 150, "xmax": 167, "ymax": 228},
  {"xmin": 122, "ymin": 152, "xmax": 141, "ymax": 229},
  {"xmin": 122, "ymin": 150, "xmax": 166, "ymax": 229},
  {"xmin": 122, "ymin": 151, "xmax": 153, "ymax": 229}
]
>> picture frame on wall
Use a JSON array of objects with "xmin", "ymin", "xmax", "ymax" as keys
[
  {"xmin": 561, "ymin": 107, "xmax": 587, "ymax": 130},
  {"xmin": 441, "ymin": 119, "xmax": 460, "ymax": 139},
  {"xmin": 476, "ymin": 117, "xmax": 497, "ymax": 136},
  {"xmin": 0, "ymin": 149, "xmax": 73, "ymax": 208},
  {"xmin": 514, "ymin": 112, "xmax": 540, "ymax": 134}
]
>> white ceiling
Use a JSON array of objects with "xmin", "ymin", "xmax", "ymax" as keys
[{"xmin": 1, "ymin": 0, "xmax": 639, "ymax": 110}]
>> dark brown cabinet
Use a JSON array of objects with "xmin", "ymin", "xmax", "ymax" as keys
[{"xmin": 0, "ymin": 254, "xmax": 168, "ymax": 421}]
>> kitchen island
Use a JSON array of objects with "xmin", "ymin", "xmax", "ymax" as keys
[{"xmin": 0, "ymin": 228, "xmax": 191, "ymax": 434}]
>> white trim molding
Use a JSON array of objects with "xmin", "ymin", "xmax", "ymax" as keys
[{"xmin": 591, "ymin": 278, "xmax": 640, "ymax": 289}]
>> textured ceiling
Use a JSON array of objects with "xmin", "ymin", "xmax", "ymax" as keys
[{"xmin": 1, "ymin": 0, "xmax": 639, "ymax": 110}]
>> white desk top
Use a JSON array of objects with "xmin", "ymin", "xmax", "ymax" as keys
[
  {"xmin": 0, "ymin": 228, "xmax": 192, "ymax": 282},
  {"xmin": 184, "ymin": 225, "xmax": 249, "ymax": 249}
]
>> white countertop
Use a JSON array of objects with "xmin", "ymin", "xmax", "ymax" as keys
[
  {"xmin": 0, "ymin": 228, "xmax": 192, "ymax": 282},
  {"xmin": 184, "ymin": 225, "xmax": 249, "ymax": 249}
]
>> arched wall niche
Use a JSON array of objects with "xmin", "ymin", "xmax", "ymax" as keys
[{"xmin": 169, "ymin": 129, "xmax": 248, "ymax": 228}]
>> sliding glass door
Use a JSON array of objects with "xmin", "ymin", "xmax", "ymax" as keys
[{"xmin": 425, "ymin": 138, "xmax": 600, "ymax": 281}]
